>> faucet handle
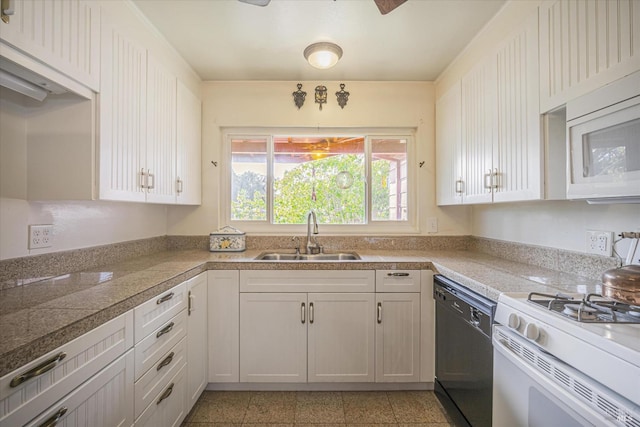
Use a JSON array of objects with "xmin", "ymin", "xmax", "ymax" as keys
[{"xmin": 292, "ymin": 236, "xmax": 301, "ymax": 254}]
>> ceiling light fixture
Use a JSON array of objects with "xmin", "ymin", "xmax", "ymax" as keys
[{"xmin": 304, "ymin": 42, "xmax": 343, "ymax": 69}]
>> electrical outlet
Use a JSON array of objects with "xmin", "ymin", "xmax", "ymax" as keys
[
  {"xmin": 586, "ymin": 230, "xmax": 613, "ymax": 256},
  {"xmin": 29, "ymin": 224, "xmax": 53, "ymax": 249},
  {"xmin": 427, "ymin": 217, "xmax": 438, "ymax": 233}
]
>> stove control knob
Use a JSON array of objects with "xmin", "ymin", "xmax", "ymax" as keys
[
  {"xmin": 524, "ymin": 323, "xmax": 540, "ymax": 342},
  {"xmin": 507, "ymin": 313, "xmax": 520, "ymax": 330}
]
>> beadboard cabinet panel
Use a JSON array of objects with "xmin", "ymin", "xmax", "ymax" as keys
[
  {"xmin": 540, "ymin": 0, "xmax": 640, "ymax": 112},
  {"xmin": 435, "ymin": 81, "xmax": 463, "ymax": 205},
  {"xmin": 0, "ymin": 0, "xmax": 100, "ymax": 91},
  {"xmin": 176, "ymin": 81, "xmax": 202, "ymax": 205}
]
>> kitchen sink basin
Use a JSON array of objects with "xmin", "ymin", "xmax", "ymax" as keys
[{"xmin": 255, "ymin": 252, "xmax": 361, "ymax": 261}]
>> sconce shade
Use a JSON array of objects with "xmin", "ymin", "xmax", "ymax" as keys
[{"xmin": 304, "ymin": 42, "xmax": 343, "ymax": 69}]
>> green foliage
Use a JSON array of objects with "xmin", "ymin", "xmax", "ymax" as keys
[{"xmin": 232, "ymin": 155, "xmax": 392, "ymax": 224}]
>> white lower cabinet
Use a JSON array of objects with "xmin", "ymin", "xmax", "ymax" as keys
[
  {"xmin": 208, "ymin": 270, "xmax": 240, "ymax": 383},
  {"xmin": 0, "ymin": 311, "xmax": 134, "ymax": 427},
  {"xmin": 375, "ymin": 293, "xmax": 421, "ymax": 382},
  {"xmin": 25, "ymin": 350, "xmax": 135, "ymax": 427},
  {"xmin": 240, "ymin": 292, "xmax": 375, "ymax": 383},
  {"xmin": 186, "ymin": 272, "xmax": 208, "ymax": 411},
  {"xmin": 135, "ymin": 364, "xmax": 187, "ymax": 427}
]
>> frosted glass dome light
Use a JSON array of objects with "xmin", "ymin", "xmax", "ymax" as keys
[{"xmin": 304, "ymin": 42, "xmax": 343, "ymax": 69}]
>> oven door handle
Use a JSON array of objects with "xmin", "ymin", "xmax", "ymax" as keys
[{"xmin": 492, "ymin": 326, "xmax": 630, "ymax": 426}]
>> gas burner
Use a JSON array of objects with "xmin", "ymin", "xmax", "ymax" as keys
[
  {"xmin": 527, "ymin": 292, "xmax": 640, "ymax": 324},
  {"xmin": 563, "ymin": 303, "xmax": 598, "ymax": 320}
]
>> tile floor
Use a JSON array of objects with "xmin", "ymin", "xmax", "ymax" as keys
[{"xmin": 182, "ymin": 390, "xmax": 454, "ymax": 426}]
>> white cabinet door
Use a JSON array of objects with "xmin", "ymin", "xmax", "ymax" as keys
[
  {"xmin": 186, "ymin": 273, "xmax": 207, "ymax": 411},
  {"xmin": 145, "ymin": 54, "xmax": 177, "ymax": 204},
  {"xmin": 176, "ymin": 81, "xmax": 202, "ymax": 205},
  {"xmin": 494, "ymin": 11, "xmax": 542, "ymax": 202},
  {"xmin": 99, "ymin": 15, "xmax": 147, "ymax": 202},
  {"xmin": 307, "ymin": 293, "xmax": 375, "ymax": 383},
  {"xmin": 375, "ymin": 293, "xmax": 420, "ymax": 383},
  {"xmin": 239, "ymin": 293, "xmax": 307, "ymax": 383},
  {"xmin": 436, "ymin": 81, "xmax": 463, "ymax": 205},
  {"xmin": 461, "ymin": 55, "xmax": 496, "ymax": 205},
  {"xmin": 24, "ymin": 350, "xmax": 134, "ymax": 427},
  {"xmin": 0, "ymin": 0, "xmax": 100, "ymax": 91},
  {"xmin": 208, "ymin": 270, "xmax": 239, "ymax": 383},
  {"xmin": 540, "ymin": 0, "xmax": 640, "ymax": 113}
]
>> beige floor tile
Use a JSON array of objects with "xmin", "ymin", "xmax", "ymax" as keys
[
  {"xmin": 244, "ymin": 392, "xmax": 297, "ymax": 423},
  {"xmin": 387, "ymin": 391, "xmax": 448, "ymax": 423},
  {"xmin": 295, "ymin": 392, "xmax": 345, "ymax": 424},
  {"xmin": 342, "ymin": 392, "xmax": 395, "ymax": 424}
]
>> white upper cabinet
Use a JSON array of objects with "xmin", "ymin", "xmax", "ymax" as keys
[
  {"xmin": 176, "ymin": 81, "xmax": 202, "ymax": 205},
  {"xmin": 145, "ymin": 54, "xmax": 177, "ymax": 204},
  {"xmin": 435, "ymin": 81, "xmax": 463, "ymax": 205},
  {"xmin": 0, "ymin": 0, "xmax": 100, "ymax": 91},
  {"xmin": 439, "ymin": 9, "xmax": 541, "ymax": 205},
  {"xmin": 99, "ymin": 15, "xmax": 147, "ymax": 202},
  {"xmin": 540, "ymin": 0, "xmax": 640, "ymax": 112}
]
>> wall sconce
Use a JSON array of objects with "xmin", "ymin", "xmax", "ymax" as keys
[
  {"xmin": 304, "ymin": 42, "xmax": 343, "ymax": 69},
  {"xmin": 315, "ymin": 85, "xmax": 327, "ymax": 110},
  {"xmin": 335, "ymin": 83, "xmax": 349, "ymax": 109},
  {"xmin": 292, "ymin": 83, "xmax": 306, "ymax": 109}
]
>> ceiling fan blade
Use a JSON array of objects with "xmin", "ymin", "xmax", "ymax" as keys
[
  {"xmin": 373, "ymin": 0, "xmax": 407, "ymax": 15},
  {"xmin": 238, "ymin": 0, "xmax": 271, "ymax": 6}
]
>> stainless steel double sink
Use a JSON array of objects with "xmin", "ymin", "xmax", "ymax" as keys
[{"xmin": 254, "ymin": 252, "xmax": 360, "ymax": 261}]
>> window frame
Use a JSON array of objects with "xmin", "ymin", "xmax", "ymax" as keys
[{"xmin": 221, "ymin": 127, "xmax": 419, "ymax": 235}]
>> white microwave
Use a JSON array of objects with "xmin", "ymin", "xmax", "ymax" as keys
[{"xmin": 566, "ymin": 72, "xmax": 640, "ymax": 203}]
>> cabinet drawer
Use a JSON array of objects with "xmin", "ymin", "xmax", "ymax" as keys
[
  {"xmin": 23, "ymin": 349, "xmax": 134, "ymax": 427},
  {"xmin": 0, "ymin": 311, "xmax": 133, "ymax": 427},
  {"xmin": 240, "ymin": 270, "xmax": 375, "ymax": 293},
  {"xmin": 135, "ymin": 363, "xmax": 187, "ymax": 427},
  {"xmin": 134, "ymin": 282, "xmax": 187, "ymax": 344},
  {"xmin": 135, "ymin": 310, "xmax": 187, "ymax": 380},
  {"xmin": 135, "ymin": 337, "xmax": 186, "ymax": 419},
  {"xmin": 375, "ymin": 270, "xmax": 421, "ymax": 292}
]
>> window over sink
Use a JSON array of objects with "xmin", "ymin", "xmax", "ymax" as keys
[{"xmin": 221, "ymin": 128, "xmax": 417, "ymax": 234}]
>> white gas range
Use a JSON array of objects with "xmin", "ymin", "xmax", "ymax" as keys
[{"xmin": 492, "ymin": 291, "xmax": 640, "ymax": 427}]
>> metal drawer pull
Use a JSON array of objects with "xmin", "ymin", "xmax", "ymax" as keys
[
  {"xmin": 309, "ymin": 302, "xmax": 314, "ymax": 324},
  {"xmin": 156, "ymin": 322, "xmax": 175, "ymax": 338},
  {"xmin": 157, "ymin": 383, "xmax": 175, "ymax": 405},
  {"xmin": 188, "ymin": 290, "xmax": 194, "ymax": 315},
  {"xmin": 156, "ymin": 292, "xmax": 174, "ymax": 305},
  {"xmin": 455, "ymin": 178, "xmax": 464, "ymax": 194},
  {"xmin": 157, "ymin": 352, "xmax": 175, "ymax": 371},
  {"xmin": 38, "ymin": 407, "xmax": 68, "ymax": 427},
  {"xmin": 10, "ymin": 352, "xmax": 67, "ymax": 388},
  {"xmin": 387, "ymin": 272, "xmax": 410, "ymax": 277},
  {"xmin": 301, "ymin": 302, "xmax": 306, "ymax": 324},
  {"xmin": 377, "ymin": 302, "xmax": 383, "ymax": 324}
]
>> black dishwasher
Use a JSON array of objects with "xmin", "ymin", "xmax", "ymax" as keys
[{"xmin": 433, "ymin": 274, "xmax": 496, "ymax": 427}]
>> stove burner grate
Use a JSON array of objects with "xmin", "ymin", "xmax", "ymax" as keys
[{"xmin": 527, "ymin": 292, "xmax": 640, "ymax": 324}]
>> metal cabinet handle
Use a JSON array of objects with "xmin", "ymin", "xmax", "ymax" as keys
[
  {"xmin": 147, "ymin": 171, "xmax": 155, "ymax": 189},
  {"xmin": 387, "ymin": 272, "xmax": 410, "ymax": 277},
  {"xmin": 301, "ymin": 302, "xmax": 306, "ymax": 324},
  {"xmin": 455, "ymin": 178, "xmax": 464, "ymax": 194},
  {"xmin": 188, "ymin": 291, "xmax": 194, "ymax": 315},
  {"xmin": 140, "ymin": 168, "xmax": 147, "ymax": 189},
  {"xmin": 176, "ymin": 178, "xmax": 183, "ymax": 193},
  {"xmin": 38, "ymin": 407, "xmax": 68, "ymax": 427},
  {"xmin": 492, "ymin": 168, "xmax": 499, "ymax": 191},
  {"xmin": 156, "ymin": 383, "xmax": 174, "ymax": 405},
  {"xmin": 10, "ymin": 352, "xmax": 67, "ymax": 388},
  {"xmin": 156, "ymin": 292, "xmax": 174, "ymax": 305},
  {"xmin": 157, "ymin": 351, "xmax": 175, "ymax": 371},
  {"xmin": 483, "ymin": 169, "xmax": 492, "ymax": 191},
  {"xmin": 1, "ymin": 0, "xmax": 16, "ymax": 24},
  {"xmin": 309, "ymin": 302, "xmax": 314, "ymax": 324},
  {"xmin": 156, "ymin": 322, "xmax": 175, "ymax": 338},
  {"xmin": 377, "ymin": 302, "xmax": 382, "ymax": 324}
]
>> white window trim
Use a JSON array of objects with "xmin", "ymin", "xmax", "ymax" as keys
[{"xmin": 221, "ymin": 127, "xmax": 420, "ymax": 235}]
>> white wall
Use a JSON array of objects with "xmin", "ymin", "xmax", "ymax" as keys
[{"xmin": 166, "ymin": 80, "xmax": 472, "ymax": 237}]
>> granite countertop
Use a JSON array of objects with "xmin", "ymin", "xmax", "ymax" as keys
[{"xmin": 0, "ymin": 248, "xmax": 602, "ymax": 377}]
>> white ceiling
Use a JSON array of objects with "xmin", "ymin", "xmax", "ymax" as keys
[{"xmin": 132, "ymin": 0, "xmax": 506, "ymax": 82}]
